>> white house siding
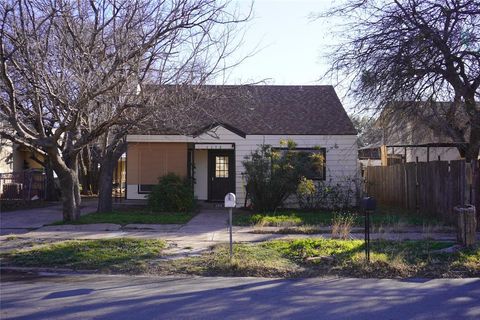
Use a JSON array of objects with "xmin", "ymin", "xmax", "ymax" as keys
[
  {"xmin": 0, "ymin": 140, "xmax": 13, "ymax": 196},
  {"xmin": 127, "ymin": 126, "xmax": 359, "ymax": 205},
  {"xmin": 407, "ymin": 147, "xmax": 461, "ymax": 162},
  {"xmin": 193, "ymin": 149, "xmax": 208, "ymax": 200},
  {"xmin": 0, "ymin": 140, "xmax": 13, "ymax": 174}
]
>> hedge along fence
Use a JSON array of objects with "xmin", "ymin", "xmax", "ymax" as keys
[{"xmin": 364, "ymin": 160, "xmax": 479, "ymax": 223}]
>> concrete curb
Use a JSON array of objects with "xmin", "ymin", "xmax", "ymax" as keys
[{"xmin": 1, "ymin": 266, "xmax": 97, "ymax": 275}]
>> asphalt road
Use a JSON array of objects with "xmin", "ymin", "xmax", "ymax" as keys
[{"xmin": 1, "ymin": 272, "xmax": 479, "ymax": 320}]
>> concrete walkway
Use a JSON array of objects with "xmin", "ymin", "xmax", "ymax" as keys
[
  {"xmin": 0, "ymin": 199, "xmax": 98, "ymax": 235},
  {"xmin": 1, "ymin": 206, "xmax": 478, "ymax": 256},
  {"xmin": 2, "ymin": 209, "xmax": 477, "ymax": 256}
]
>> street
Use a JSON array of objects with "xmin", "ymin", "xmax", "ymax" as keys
[{"xmin": 1, "ymin": 271, "xmax": 479, "ymax": 320}]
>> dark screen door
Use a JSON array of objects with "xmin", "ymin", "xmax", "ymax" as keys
[{"xmin": 208, "ymin": 150, "xmax": 235, "ymax": 201}]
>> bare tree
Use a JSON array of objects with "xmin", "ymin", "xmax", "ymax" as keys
[
  {"xmin": 0, "ymin": 0, "xmax": 248, "ymax": 220},
  {"xmin": 349, "ymin": 114, "xmax": 381, "ymax": 148},
  {"xmin": 320, "ymin": 0, "xmax": 480, "ymax": 162}
]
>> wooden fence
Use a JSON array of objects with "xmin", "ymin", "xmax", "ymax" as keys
[{"xmin": 364, "ymin": 160, "xmax": 479, "ymax": 222}]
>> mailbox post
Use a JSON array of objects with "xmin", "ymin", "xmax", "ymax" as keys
[
  {"xmin": 224, "ymin": 193, "xmax": 236, "ymax": 260},
  {"xmin": 361, "ymin": 197, "xmax": 376, "ymax": 263}
]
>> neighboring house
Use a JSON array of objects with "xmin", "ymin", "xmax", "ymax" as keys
[
  {"xmin": 0, "ymin": 137, "xmax": 14, "ymax": 174},
  {"xmin": 0, "ymin": 120, "xmax": 46, "ymax": 199},
  {"xmin": 1, "ymin": 141, "xmax": 44, "ymax": 174},
  {"xmin": 362, "ymin": 101, "xmax": 473, "ymax": 165},
  {"xmin": 1, "ymin": 119, "xmax": 44, "ymax": 173},
  {"xmin": 0, "ymin": 120, "xmax": 14, "ymax": 174},
  {"xmin": 10, "ymin": 144, "xmax": 44, "ymax": 172},
  {"xmin": 358, "ymin": 144, "xmax": 382, "ymax": 168},
  {"xmin": 126, "ymin": 85, "xmax": 358, "ymax": 206}
]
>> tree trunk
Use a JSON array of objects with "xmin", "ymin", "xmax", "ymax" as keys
[
  {"xmin": 44, "ymin": 158, "xmax": 58, "ymax": 201},
  {"xmin": 78, "ymin": 146, "xmax": 100, "ymax": 195},
  {"xmin": 464, "ymin": 97, "xmax": 480, "ymax": 162},
  {"xmin": 455, "ymin": 205, "xmax": 477, "ymax": 247},
  {"xmin": 49, "ymin": 150, "xmax": 82, "ymax": 221},
  {"xmin": 97, "ymin": 157, "xmax": 115, "ymax": 213},
  {"xmin": 60, "ymin": 172, "xmax": 81, "ymax": 221},
  {"xmin": 97, "ymin": 141, "xmax": 126, "ymax": 213}
]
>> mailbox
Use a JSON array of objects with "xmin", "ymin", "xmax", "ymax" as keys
[
  {"xmin": 224, "ymin": 193, "xmax": 236, "ymax": 208},
  {"xmin": 361, "ymin": 197, "xmax": 376, "ymax": 211}
]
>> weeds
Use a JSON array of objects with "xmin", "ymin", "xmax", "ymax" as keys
[
  {"xmin": 3, "ymin": 238, "xmax": 478, "ymax": 278},
  {"xmin": 2, "ymin": 238, "xmax": 166, "ymax": 272},
  {"xmin": 331, "ymin": 213, "xmax": 355, "ymax": 239}
]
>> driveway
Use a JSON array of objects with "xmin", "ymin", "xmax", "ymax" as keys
[
  {"xmin": 0, "ymin": 200, "xmax": 98, "ymax": 235},
  {"xmin": 1, "ymin": 272, "xmax": 479, "ymax": 320}
]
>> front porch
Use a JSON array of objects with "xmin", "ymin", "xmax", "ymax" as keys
[{"xmin": 126, "ymin": 142, "xmax": 237, "ymax": 202}]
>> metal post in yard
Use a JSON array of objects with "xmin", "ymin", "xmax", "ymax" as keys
[
  {"xmin": 229, "ymin": 207, "xmax": 233, "ymax": 260},
  {"xmin": 224, "ymin": 193, "xmax": 236, "ymax": 261},
  {"xmin": 415, "ymin": 157, "xmax": 419, "ymax": 214},
  {"xmin": 364, "ymin": 208, "xmax": 371, "ymax": 263},
  {"xmin": 361, "ymin": 197, "xmax": 376, "ymax": 264}
]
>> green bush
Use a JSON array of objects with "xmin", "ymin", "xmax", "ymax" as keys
[
  {"xmin": 296, "ymin": 178, "xmax": 356, "ymax": 210},
  {"xmin": 147, "ymin": 173, "xmax": 195, "ymax": 213},
  {"xmin": 243, "ymin": 140, "xmax": 324, "ymax": 212}
]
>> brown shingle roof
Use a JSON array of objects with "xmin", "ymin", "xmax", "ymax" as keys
[{"xmin": 140, "ymin": 85, "xmax": 356, "ymax": 136}]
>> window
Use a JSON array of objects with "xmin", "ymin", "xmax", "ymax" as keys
[
  {"xmin": 274, "ymin": 148, "xmax": 326, "ymax": 180},
  {"xmin": 215, "ymin": 156, "xmax": 229, "ymax": 178},
  {"xmin": 296, "ymin": 149, "xmax": 326, "ymax": 180},
  {"xmin": 138, "ymin": 184, "xmax": 154, "ymax": 193}
]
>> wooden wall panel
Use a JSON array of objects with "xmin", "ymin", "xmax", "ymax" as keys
[{"xmin": 127, "ymin": 143, "xmax": 187, "ymax": 185}]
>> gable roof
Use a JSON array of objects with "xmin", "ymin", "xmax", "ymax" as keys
[
  {"xmin": 376, "ymin": 101, "xmax": 471, "ymax": 145},
  {"xmin": 140, "ymin": 85, "xmax": 356, "ymax": 136}
]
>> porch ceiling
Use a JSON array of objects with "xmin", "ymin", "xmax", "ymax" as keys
[{"xmin": 194, "ymin": 143, "xmax": 234, "ymax": 150}]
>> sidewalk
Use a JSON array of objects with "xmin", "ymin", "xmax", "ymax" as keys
[
  {"xmin": 0, "ymin": 199, "xmax": 98, "ymax": 235},
  {"xmin": 0, "ymin": 206, "xmax": 480, "ymax": 255},
  {"xmin": 2, "ymin": 209, "xmax": 476, "ymax": 256}
]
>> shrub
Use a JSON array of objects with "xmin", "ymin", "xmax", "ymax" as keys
[
  {"xmin": 331, "ymin": 212, "xmax": 355, "ymax": 239},
  {"xmin": 297, "ymin": 177, "xmax": 357, "ymax": 210},
  {"xmin": 243, "ymin": 140, "xmax": 324, "ymax": 212},
  {"xmin": 296, "ymin": 177, "xmax": 317, "ymax": 209},
  {"xmin": 148, "ymin": 173, "xmax": 195, "ymax": 213}
]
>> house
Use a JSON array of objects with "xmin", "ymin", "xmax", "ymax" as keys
[
  {"xmin": 0, "ymin": 143, "xmax": 46, "ymax": 200},
  {"xmin": 125, "ymin": 85, "xmax": 358, "ymax": 206},
  {"xmin": 0, "ymin": 121, "xmax": 46, "ymax": 199},
  {"xmin": 0, "ymin": 124, "xmax": 43, "ymax": 174},
  {"xmin": 358, "ymin": 144, "xmax": 382, "ymax": 167},
  {"xmin": 0, "ymin": 138, "xmax": 13, "ymax": 174},
  {"xmin": 361, "ymin": 101, "xmax": 475, "ymax": 166}
]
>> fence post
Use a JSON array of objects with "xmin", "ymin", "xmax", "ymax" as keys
[
  {"xmin": 404, "ymin": 163, "xmax": 408, "ymax": 208},
  {"xmin": 27, "ymin": 171, "xmax": 32, "ymax": 200},
  {"xmin": 415, "ymin": 157, "xmax": 419, "ymax": 214},
  {"xmin": 470, "ymin": 160, "xmax": 477, "ymax": 208},
  {"xmin": 43, "ymin": 172, "xmax": 47, "ymax": 200}
]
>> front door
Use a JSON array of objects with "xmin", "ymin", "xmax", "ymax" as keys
[{"xmin": 208, "ymin": 150, "xmax": 235, "ymax": 201}]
